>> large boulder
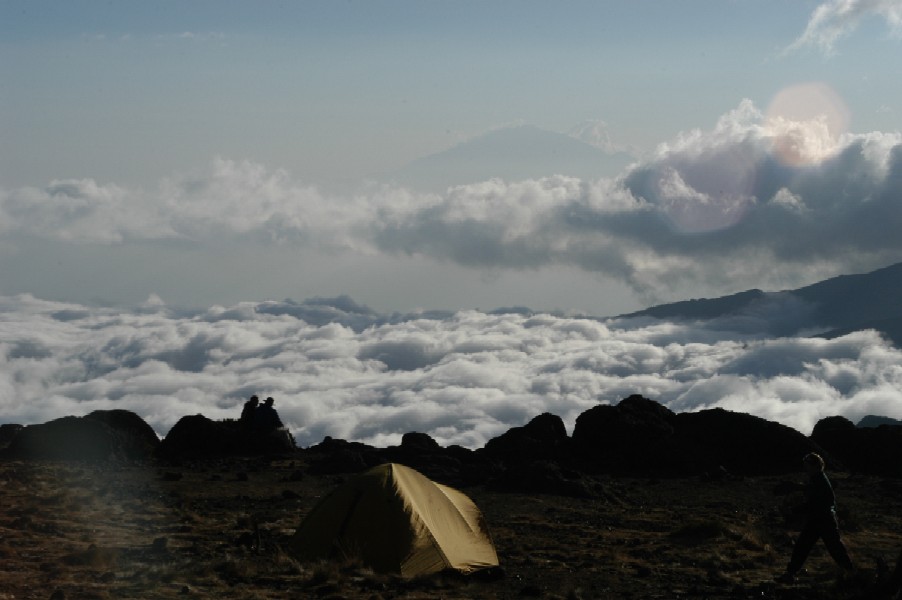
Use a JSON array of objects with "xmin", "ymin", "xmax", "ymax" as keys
[
  {"xmin": 480, "ymin": 412, "xmax": 571, "ymax": 464},
  {"xmin": 0, "ymin": 424, "xmax": 23, "ymax": 449},
  {"xmin": 304, "ymin": 436, "xmax": 383, "ymax": 474},
  {"xmin": 571, "ymin": 395, "xmax": 677, "ymax": 473},
  {"xmin": 811, "ymin": 416, "xmax": 902, "ymax": 476},
  {"xmin": 673, "ymin": 408, "xmax": 822, "ymax": 475},
  {"xmin": 84, "ymin": 409, "xmax": 160, "ymax": 459},
  {"xmin": 158, "ymin": 414, "xmax": 295, "ymax": 460},
  {"xmin": 571, "ymin": 396, "xmax": 824, "ymax": 476},
  {"xmin": 3, "ymin": 410, "xmax": 159, "ymax": 461},
  {"xmin": 379, "ymin": 432, "xmax": 464, "ymax": 484}
]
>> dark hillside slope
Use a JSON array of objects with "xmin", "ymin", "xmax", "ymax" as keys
[
  {"xmin": 618, "ymin": 261, "xmax": 902, "ymax": 343},
  {"xmin": 793, "ymin": 261, "xmax": 902, "ymax": 330}
]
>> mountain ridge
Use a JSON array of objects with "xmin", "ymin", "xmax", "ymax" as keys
[
  {"xmin": 617, "ymin": 261, "xmax": 902, "ymax": 344},
  {"xmin": 383, "ymin": 124, "xmax": 634, "ymax": 192}
]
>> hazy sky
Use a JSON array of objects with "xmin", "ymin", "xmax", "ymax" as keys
[
  {"xmin": 3, "ymin": 1, "xmax": 902, "ymax": 442},
  {"xmin": 2, "ymin": 0, "xmax": 902, "ymax": 315}
]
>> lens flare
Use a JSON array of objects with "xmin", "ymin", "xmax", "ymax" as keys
[{"xmin": 766, "ymin": 82, "xmax": 850, "ymax": 166}]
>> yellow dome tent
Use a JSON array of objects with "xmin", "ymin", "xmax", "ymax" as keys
[{"xmin": 289, "ymin": 463, "xmax": 499, "ymax": 578}]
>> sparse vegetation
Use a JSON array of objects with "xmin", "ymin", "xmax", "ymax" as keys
[{"xmin": 1, "ymin": 458, "xmax": 900, "ymax": 599}]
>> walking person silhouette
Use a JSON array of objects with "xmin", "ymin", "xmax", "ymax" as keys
[{"xmin": 776, "ymin": 452, "xmax": 854, "ymax": 583}]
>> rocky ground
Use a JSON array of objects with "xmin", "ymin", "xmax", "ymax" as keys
[{"xmin": 1, "ymin": 454, "xmax": 901, "ymax": 600}]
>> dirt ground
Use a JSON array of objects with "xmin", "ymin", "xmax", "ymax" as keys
[{"xmin": 1, "ymin": 455, "xmax": 900, "ymax": 599}]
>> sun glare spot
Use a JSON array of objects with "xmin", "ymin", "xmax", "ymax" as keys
[{"xmin": 765, "ymin": 82, "xmax": 850, "ymax": 167}]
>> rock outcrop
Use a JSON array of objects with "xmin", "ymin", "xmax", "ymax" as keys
[
  {"xmin": 157, "ymin": 415, "xmax": 295, "ymax": 461},
  {"xmin": 572, "ymin": 394, "xmax": 678, "ymax": 473},
  {"xmin": 0, "ymin": 424, "xmax": 23, "ymax": 449},
  {"xmin": 672, "ymin": 408, "xmax": 821, "ymax": 476},
  {"xmin": 812, "ymin": 415, "xmax": 902, "ymax": 476},
  {"xmin": 2, "ymin": 410, "xmax": 159, "ymax": 461},
  {"xmin": 481, "ymin": 412, "xmax": 571, "ymax": 464},
  {"xmin": 6, "ymin": 394, "xmax": 898, "ymax": 486}
]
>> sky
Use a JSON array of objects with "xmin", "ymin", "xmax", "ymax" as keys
[
  {"xmin": 2, "ymin": 1, "xmax": 902, "ymax": 443},
  {"xmin": 1, "ymin": 0, "xmax": 901, "ymax": 315}
]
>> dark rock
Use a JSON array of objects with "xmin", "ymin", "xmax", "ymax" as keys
[
  {"xmin": 84, "ymin": 409, "xmax": 160, "ymax": 460},
  {"xmin": 570, "ymin": 397, "xmax": 823, "ymax": 476},
  {"xmin": 481, "ymin": 412, "xmax": 571, "ymax": 464},
  {"xmin": 573, "ymin": 396, "xmax": 675, "ymax": 451},
  {"xmin": 0, "ymin": 424, "xmax": 23, "ymax": 449},
  {"xmin": 157, "ymin": 414, "xmax": 295, "ymax": 460},
  {"xmin": 812, "ymin": 415, "xmax": 857, "ymax": 436},
  {"xmin": 490, "ymin": 460, "xmax": 593, "ymax": 498},
  {"xmin": 306, "ymin": 437, "xmax": 380, "ymax": 474},
  {"xmin": 158, "ymin": 414, "xmax": 233, "ymax": 459},
  {"xmin": 811, "ymin": 416, "xmax": 902, "ymax": 476},
  {"xmin": 379, "ymin": 432, "xmax": 476, "ymax": 485},
  {"xmin": 400, "ymin": 431, "xmax": 441, "ymax": 452},
  {"xmin": 673, "ymin": 408, "xmax": 821, "ymax": 476},
  {"xmin": 571, "ymin": 395, "xmax": 677, "ymax": 473},
  {"xmin": 4, "ymin": 410, "xmax": 159, "ymax": 462}
]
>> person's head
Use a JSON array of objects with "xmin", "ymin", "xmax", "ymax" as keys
[
  {"xmin": 265, "ymin": 397, "xmax": 274, "ymax": 406},
  {"xmin": 803, "ymin": 452, "xmax": 825, "ymax": 474}
]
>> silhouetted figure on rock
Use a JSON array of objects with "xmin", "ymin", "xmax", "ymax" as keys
[
  {"xmin": 240, "ymin": 395, "xmax": 259, "ymax": 431},
  {"xmin": 776, "ymin": 452, "xmax": 854, "ymax": 583},
  {"xmin": 254, "ymin": 397, "xmax": 284, "ymax": 433}
]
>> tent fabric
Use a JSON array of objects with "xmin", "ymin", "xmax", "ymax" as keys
[{"xmin": 289, "ymin": 463, "xmax": 499, "ymax": 577}]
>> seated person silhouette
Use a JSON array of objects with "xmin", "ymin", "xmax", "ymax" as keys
[
  {"xmin": 254, "ymin": 396, "xmax": 284, "ymax": 433},
  {"xmin": 240, "ymin": 395, "xmax": 259, "ymax": 431}
]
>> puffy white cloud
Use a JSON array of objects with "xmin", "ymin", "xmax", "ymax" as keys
[
  {"xmin": 2, "ymin": 102, "xmax": 902, "ymax": 305},
  {"xmin": 2, "ymin": 294, "xmax": 901, "ymax": 448}
]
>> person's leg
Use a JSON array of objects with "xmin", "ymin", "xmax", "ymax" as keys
[
  {"xmin": 787, "ymin": 520, "xmax": 821, "ymax": 575},
  {"xmin": 820, "ymin": 513, "xmax": 854, "ymax": 571}
]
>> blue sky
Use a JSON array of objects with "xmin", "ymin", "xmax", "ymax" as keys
[
  {"xmin": 1, "ymin": 0, "xmax": 902, "ymax": 314},
  {"xmin": 4, "ymin": 0, "xmax": 899, "ymax": 186}
]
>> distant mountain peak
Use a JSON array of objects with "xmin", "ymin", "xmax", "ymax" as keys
[{"xmin": 383, "ymin": 124, "xmax": 634, "ymax": 192}]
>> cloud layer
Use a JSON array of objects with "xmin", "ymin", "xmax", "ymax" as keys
[
  {"xmin": 2, "ymin": 294, "xmax": 901, "ymax": 448},
  {"xmin": 3, "ymin": 101, "xmax": 902, "ymax": 305}
]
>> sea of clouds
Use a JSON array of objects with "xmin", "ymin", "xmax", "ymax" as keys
[
  {"xmin": 3, "ymin": 98, "xmax": 902, "ymax": 446},
  {"xmin": 2, "ymin": 293, "xmax": 901, "ymax": 448}
]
